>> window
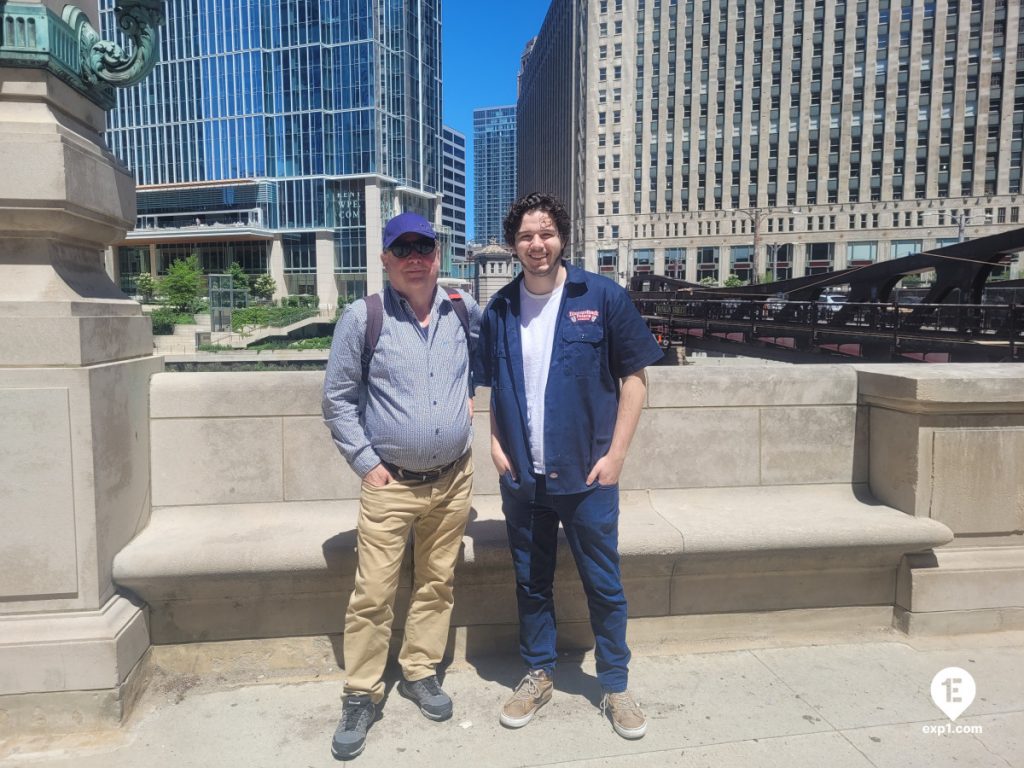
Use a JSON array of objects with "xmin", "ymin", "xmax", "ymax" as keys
[
  {"xmin": 847, "ymin": 241, "xmax": 878, "ymax": 263},
  {"xmin": 632, "ymin": 248, "xmax": 654, "ymax": 273},
  {"xmin": 664, "ymin": 247, "xmax": 685, "ymax": 278},
  {"xmin": 891, "ymin": 240, "xmax": 922, "ymax": 259}
]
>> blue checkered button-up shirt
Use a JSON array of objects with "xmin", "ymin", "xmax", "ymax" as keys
[{"xmin": 323, "ymin": 285, "xmax": 481, "ymax": 477}]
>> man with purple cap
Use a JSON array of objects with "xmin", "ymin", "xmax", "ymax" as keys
[{"xmin": 323, "ymin": 211, "xmax": 480, "ymax": 760}]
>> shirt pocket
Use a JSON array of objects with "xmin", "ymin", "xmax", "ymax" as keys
[{"xmin": 561, "ymin": 322, "xmax": 604, "ymax": 377}]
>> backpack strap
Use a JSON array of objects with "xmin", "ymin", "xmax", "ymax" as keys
[
  {"xmin": 447, "ymin": 289, "xmax": 471, "ymax": 344},
  {"xmin": 361, "ymin": 292, "xmax": 384, "ymax": 385}
]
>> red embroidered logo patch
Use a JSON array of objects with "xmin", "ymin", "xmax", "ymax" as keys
[{"xmin": 569, "ymin": 309, "xmax": 599, "ymax": 323}]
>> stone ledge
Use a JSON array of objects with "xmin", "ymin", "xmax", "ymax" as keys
[
  {"xmin": 896, "ymin": 545, "xmax": 1024, "ymax": 613},
  {"xmin": 856, "ymin": 364, "xmax": 1024, "ymax": 410},
  {"xmin": 645, "ymin": 365, "xmax": 858, "ymax": 408},
  {"xmin": 112, "ymin": 486, "xmax": 952, "ymax": 645}
]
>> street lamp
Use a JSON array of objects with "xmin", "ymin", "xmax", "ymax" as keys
[
  {"xmin": 923, "ymin": 211, "xmax": 994, "ymax": 242},
  {"xmin": 737, "ymin": 207, "xmax": 799, "ymax": 283},
  {"xmin": 955, "ymin": 212, "xmax": 993, "ymax": 242},
  {"xmin": 737, "ymin": 208, "xmax": 766, "ymax": 284},
  {"xmin": 766, "ymin": 242, "xmax": 793, "ymax": 283}
]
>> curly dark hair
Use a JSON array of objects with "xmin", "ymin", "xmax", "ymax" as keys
[{"xmin": 502, "ymin": 192, "xmax": 571, "ymax": 248}]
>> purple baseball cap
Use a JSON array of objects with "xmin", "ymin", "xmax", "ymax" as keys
[{"xmin": 382, "ymin": 212, "xmax": 436, "ymax": 250}]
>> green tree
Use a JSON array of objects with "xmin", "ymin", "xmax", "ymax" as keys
[
  {"xmin": 135, "ymin": 272, "xmax": 157, "ymax": 303},
  {"xmin": 250, "ymin": 273, "xmax": 277, "ymax": 302},
  {"xmin": 699, "ymin": 276, "xmax": 718, "ymax": 287},
  {"xmin": 161, "ymin": 254, "xmax": 204, "ymax": 313},
  {"xmin": 228, "ymin": 261, "xmax": 250, "ymax": 292},
  {"xmin": 723, "ymin": 274, "xmax": 746, "ymax": 288}
]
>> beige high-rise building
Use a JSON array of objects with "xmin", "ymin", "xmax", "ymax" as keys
[{"xmin": 519, "ymin": 0, "xmax": 1024, "ymax": 285}]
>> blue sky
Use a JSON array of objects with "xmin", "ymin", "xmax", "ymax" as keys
[{"xmin": 441, "ymin": 0, "xmax": 551, "ymax": 237}]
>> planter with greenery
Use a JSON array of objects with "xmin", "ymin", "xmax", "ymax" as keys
[{"xmin": 230, "ymin": 305, "xmax": 319, "ymax": 333}]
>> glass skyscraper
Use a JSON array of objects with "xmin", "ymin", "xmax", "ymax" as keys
[
  {"xmin": 473, "ymin": 105, "xmax": 517, "ymax": 245},
  {"xmin": 441, "ymin": 126, "xmax": 467, "ymax": 260},
  {"xmin": 102, "ymin": 0, "xmax": 444, "ymax": 306}
]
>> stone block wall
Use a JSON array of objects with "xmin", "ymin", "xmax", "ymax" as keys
[{"xmin": 149, "ymin": 365, "xmax": 868, "ymax": 505}]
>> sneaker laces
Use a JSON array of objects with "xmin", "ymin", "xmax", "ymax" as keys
[
  {"xmin": 418, "ymin": 675, "xmax": 442, "ymax": 697},
  {"xmin": 341, "ymin": 697, "xmax": 374, "ymax": 730},
  {"xmin": 510, "ymin": 672, "xmax": 543, "ymax": 702},
  {"xmin": 600, "ymin": 691, "xmax": 642, "ymax": 717}
]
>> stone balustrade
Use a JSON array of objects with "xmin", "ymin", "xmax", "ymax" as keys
[{"xmin": 110, "ymin": 364, "xmax": 1024, "ymax": 655}]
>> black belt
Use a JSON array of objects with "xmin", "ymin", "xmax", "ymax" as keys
[{"xmin": 381, "ymin": 452, "xmax": 467, "ymax": 483}]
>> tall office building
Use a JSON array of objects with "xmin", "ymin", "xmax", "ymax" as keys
[
  {"xmin": 442, "ymin": 126, "xmax": 468, "ymax": 261},
  {"xmin": 473, "ymin": 105, "xmax": 518, "ymax": 244},
  {"xmin": 102, "ymin": 0, "xmax": 444, "ymax": 306},
  {"xmin": 519, "ymin": 0, "xmax": 1023, "ymax": 284}
]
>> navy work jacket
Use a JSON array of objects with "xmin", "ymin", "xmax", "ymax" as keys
[{"xmin": 475, "ymin": 263, "xmax": 663, "ymax": 500}]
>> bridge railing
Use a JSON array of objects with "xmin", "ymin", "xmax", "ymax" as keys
[{"xmin": 632, "ymin": 294, "xmax": 1024, "ymax": 351}]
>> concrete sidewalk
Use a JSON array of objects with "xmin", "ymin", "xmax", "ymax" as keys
[{"xmin": 3, "ymin": 632, "xmax": 1022, "ymax": 768}]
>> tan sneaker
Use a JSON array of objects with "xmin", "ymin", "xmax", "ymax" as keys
[
  {"xmin": 601, "ymin": 690, "xmax": 648, "ymax": 739},
  {"xmin": 499, "ymin": 670, "xmax": 553, "ymax": 728}
]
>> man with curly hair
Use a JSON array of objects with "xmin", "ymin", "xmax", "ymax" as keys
[{"xmin": 475, "ymin": 192, "xmax": 662, "ymax": 739}]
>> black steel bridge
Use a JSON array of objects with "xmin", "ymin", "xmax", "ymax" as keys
[{"xmin": 629, "ymin": 228, "xmax": 1024, "ymax": 363}]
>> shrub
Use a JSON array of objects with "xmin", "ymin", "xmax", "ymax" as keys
[
  {"xmin": 149, "ymin": 307, "xmax": 192, "ymax": 335},
  {"xmin": 228, "ymin": 262, "xmax": 249, "ymax": 292},
  {"xmin": 135, "ymin": 272, "xmax": 157, "ymax": 303},
  {"xmin": 230, "ymin": 305, "xmax": 317, "ymax": 332},
  {"xmin": 251, "ymin": 273, "xmax": 277, "ymax": 301},
  {"xmin": 291, "ymin": 336, "xmax": 332, "ymax": 350},
  {"xmin": 197, "ymin": 343, "xmax": 237, "ymax": 352},
  {"xmin": 282, "ymin": 294, "xmax": 320, "ymax": 309},
  {"xmin": 162, "ymin": 254, "xmax": 205, "ymax": 312},
  {"xmin": 246, "ymin": 336, "xmax": 332, "ymax": 352}
]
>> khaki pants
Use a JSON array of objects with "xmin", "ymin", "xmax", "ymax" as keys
[{"xmin": 343, "ymin": 453, "xmax": 473, "ymax": 702}]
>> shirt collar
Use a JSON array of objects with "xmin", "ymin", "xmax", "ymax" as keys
[{"xmin": 384, "ymin": 283, "xmax": 444, "ymax": 316}]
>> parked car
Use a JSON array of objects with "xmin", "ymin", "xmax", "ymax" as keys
[{"xmin": 818, "ymin": 293, "xmax": 847, "ymax": 314}]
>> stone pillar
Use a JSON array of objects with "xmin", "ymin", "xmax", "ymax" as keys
[
  {"xmin": 364, "ymin": 179, "xmax": 384, "ymax": 294},
  {"xmin": 269, "ymin": 235, "xmax": 286, "ymax": 300},
  {"xmin": 717, "ymin": 248, "xmax": 730, "ymax": 284},
  {"xmin": 685, "ymin": 250, "xmax": 698, "ymax": 283},
  {"xmin": 653, "ymin": 247, "xmax": 666, "ymax": 276},
  {"xmin": 0, "ymin": 0, "xmax": 166, "ymax": 733},
  {"xmin": 858, "ymin": 366, "xmax": 1024, "ymax": 636},
  {"xmin": 792, "ymin": 242, "xmax": 807, "ymax": 278},
  {"xmin": 315, "ymin": 230, "xmax": 338, "ymax": 310}
]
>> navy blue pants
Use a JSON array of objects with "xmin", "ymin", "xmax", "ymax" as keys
[{"xmin": 500, "ymin": 475, "xmax": 630, "ymax": 693}]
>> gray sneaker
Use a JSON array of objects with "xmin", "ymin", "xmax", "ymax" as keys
[
  {"xmin": 331, "ymin": 694, "xmax": 376, "ymax": 760},
  {"xmin": 398, "ymin": 674, "xmax": 453, "ymax": 721}
]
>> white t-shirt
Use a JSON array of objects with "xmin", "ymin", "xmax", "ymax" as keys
[{"xmin": 520, "ymin": 280, "xmax": 564, "ymax": 473}]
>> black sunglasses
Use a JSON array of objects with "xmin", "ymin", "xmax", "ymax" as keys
[{"xmin": 389, "ymin": 238, "xmax": 436, "ymax": 258}]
